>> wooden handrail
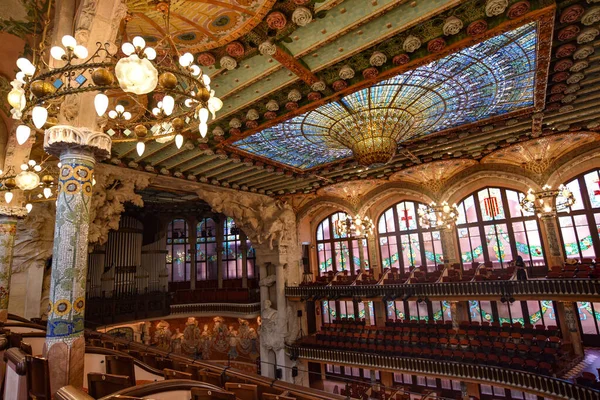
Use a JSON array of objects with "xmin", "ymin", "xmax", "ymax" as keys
[
  {"xmin": 287, "ymin": 345, "xmax": 600, "ymax": 400},
  {"xmin": 286, "ymin": 279, "xmax": 600, "ymax": 301}
]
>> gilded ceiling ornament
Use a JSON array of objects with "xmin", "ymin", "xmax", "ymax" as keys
[
  {"xmin": 581, "ymin": 6, "xmax": 600, "ymax": 26},
  {"xmin": 554, "ymin": 59, "xmax": 573, "ymax": 72},
  {"xmin": 485, "ymin": 0, "xmax": 508, "ymax": 17},
  {"xmin": 403, "ymin": 35, "xmax": 421, "ymax": 53},
  {"xmin": 570, "ymin": 61, "xmax": 588, "ymax": 72},
  {"xmin": 220, "ymin": 56, "xmax": 237, "ymax": 70},
  {"xmin": 285, "ymin": 101, "xmax": 299, "ymax": 111},
  {"xmin": 506, "ymin": 1, "xmax": 530, "ymax": 19},
  {"xmin": 266, "ymin": 11, "xmax": 287, "ymax": 30},
  {"xmin": 288, "ymin": 89, "xmax": 302, "ymax": 102},
  {"xmin": 265, "ymin": 111, "xmax": 277, "ymax": 120},
  {"xmin": 552, "ymin": 72, "xmax": 569, "ymax": 82},
  {"xmin": 229, "ymin": 118, "xmax": 242, "ymax": 128},
  {"xmin": 266, "ymin": 100, "xmax": 280, "ymax": 111},
  {"xmin": 566, "ymin": 72, "xmax": 585, "ymax": 84},
  {"xmin": 577, "ymin": 27, "xmax": 599, "ymax": 43},
  {"xmin": 369, "ymin": 51, "xmax": 387, "ymax": 67},
  {"xmin": 555, "ymin": 43, "xmax": 576, "ymax": 58},
  {"xmin": 560, "ymin": 5, "xmax": 585, "ymax": 23},
  {"xmin": 292, "ymin": 7, "xmax": 313, "ymax": 27},
  {"xmin": 213, "ymin": 126, "xmax": 225, "ymax": 136},
  {"xmin": 557, "ymin": 25, "xmax": 580, "ymax": 41},
  {"xmin": 550, "ymin": 83, "xmax": 567, "ymax": 93},
  {"xmin": 339, "ymin": 65, "xmax": 355, "ymax": 80},
  {"xmin": 197, "ymin": 53, "xmax": 216, "ymax": 66},
  {"xmin": 246, "ymin": 120, "xmax": 258, "ymax": 129},
  {"xmin": 573, "ymin": 45, "xmax": 595, "ymax": 60},
  {"xmin": 443, "ymin": 16, "xmax": 463, "ymax": 36},
  {"xmin": 226, "ymin": 42, "xmax": 245, "ymax": 58},
  {"xmin": 362, "ymin": 67, "xmax": 379, "ymax": 79},
  {"xmin": 564, "ymin": 84, "xmax": 581, "ymax": 94},
  {"xmin": 562, "ymin": 94, "xmax": 577, "ymax": 103},
  {"xmin": 246, "ymin": 109, "xmax": 259, "ymax": 121},
  {"xmin": 308, "ymin": 91, "xmax": 322, "ymax": 101},
  {"xmin": 332, "ymin": 79, "xmax": 348, "ymax": 91},
  {"xmin": 466, "ymin": 20, "xmax": 487, "ymax": 36},
  {"xmin": 427, "ymin": 38, "xmax": 446, "ymax": 53},
  {"xmin": 311, "ymin": 80, "xmax": 326, "ymax": 91},
  {"xmin": 392, "ymin": 54, "xmax": 410, "ymax": 65},
  {"xmin": 259, "ymin": 41, "xmax": 277, "ymax": 56}
]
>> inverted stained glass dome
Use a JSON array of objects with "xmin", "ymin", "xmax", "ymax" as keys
[{"xmin": 233, "ymin": 22, "xmax": 538, "ymax": 170}]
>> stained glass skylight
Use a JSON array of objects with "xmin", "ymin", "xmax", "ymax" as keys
[{"xmin": 233, "ymin": 22, "xmax": 538, "ymax": 170}]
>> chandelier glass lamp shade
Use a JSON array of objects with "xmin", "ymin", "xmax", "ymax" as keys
[
  {"xmin": 418, "ymin": 201, "xmax": 459, "ymax": 230},
  {"xmin": 519, "ymin": 185, "xmax": 575, "ymax": 217},
  {"xmin": 6, "ymin": 13, "xmax": 222, "ymax": 155},
  {"xmin": 334, "ymin": 214, "xmax": 375, "ymax": 238}
]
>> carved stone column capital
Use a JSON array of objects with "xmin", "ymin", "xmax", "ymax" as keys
[
  {"xmin": 44, "ymin": 125, "xmax": 112, "ymax": 161},
  {"xmin": 0, "ymin": 206, "xmax": 28, "ymax": 219}
]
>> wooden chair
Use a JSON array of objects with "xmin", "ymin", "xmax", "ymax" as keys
[
  {"xmin": 163, "ymin": 368, "xmax": 192, "ymax": 380},
  {"xmin": 262, "ymin": 393, "xmax": 296, "ymax": 400},
  {"xmin": 20, "ymin": 341, "xmax": 32, "ymax": 355},
  {"xmin": 200, "ymin": 370, "xmax": 223, "ymax": 387},
  {"xmin": 191, "ymin": 388, "xmax": 236, "ymax": 400},
  {"xmin": 25, "ymin": 355, "xmax": 51, "ymax": 400},
  {"xmin": 225, "ymin": 382, "xmax": 258, "ymax": 400},
  {"xmin": 105, "ymin": 355, "xmax": 136, "ymax": 386},
  {"xmin": 185, "ymin": 364, "xmax": 204, "ymax": 380},
  {"xmin": 87, "ymin": 373, "xmax": 133, "ymax": 399}
]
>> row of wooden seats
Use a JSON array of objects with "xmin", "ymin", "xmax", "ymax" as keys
[
  {"xmin": 546, "ymin": 262, "xmax": 600, "ymax": 279},
  {"xmin": 575, "ymin": 370, "xmax": 600, "ymax": 390}
]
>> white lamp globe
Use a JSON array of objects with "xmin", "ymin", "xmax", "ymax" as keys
[
  {"xmin": 162, "ymin": 95, "xmax": 174, "ymax": 116},
  {"xmin": 15, "ymin": 170, "xmax": 40, "ymax": 190},
  {"xmin": 122, "ymin": 42, "xmax": 135, "ymax": 56},
  {"xmin": 175, "ymin": 134, "xmax": 183, "ymax": 149},
  {"xmin": 4, "ymin": 192, "xmax": 12, "ymax": 204},
  {"xmin": 32, "ymin": 106, "xmax": 48, "ymax": 129},
  {"xmin": 43, "ymin": 187, "xmax": 52, "ymax": 199},
  {"xmin": 50, "ymin": 46, "xmax": 66, "ymax": 61},
  {"xmin": 132, "ymin": 36, "xmax": 146, "ymax": 50},
  {"xmin": 198, "ymin": 107, "xmax": 209, "ymax": 123},
  {"xmin": 73, "ymin": 45, "xmax": 88, "ymax": 59},
  {"xmin": 61, "ymin": 35, "xmax": 77, "ymax": 49},
  {"xmin": 136, "ymin": 141, "xmax": 145, "ymax": 157},
  {"xmin": 143, "ymin": 47, "xmax": 157, "ymax": 60},
  {"xmin": 16, "ymin": 58, "xmax": 35, "ymax": 75},
  {"xmin": 199, "ymin": 122, "xmax": 208, "ymax": 138},
  {"xmin": 115, "ymin": 54, "xmax": 158, "ymax": 95},
  {"xmin": 94, "ymin": 93, "xmax": 109, "ymax": 116},
  {"xmin": 25, "ymin": 203, "xmax": 32, "ymax": 213},
  {"xmin": 8, "ymin": 88, "xmax": 25, "ymax": 110}
]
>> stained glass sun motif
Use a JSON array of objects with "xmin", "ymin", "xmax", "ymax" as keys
[{"xmin": 233, "ymin": 22, "xmax": 538, "ymax": 170}]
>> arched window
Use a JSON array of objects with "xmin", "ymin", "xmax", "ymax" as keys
[
  {"xmin": 557, "ymin": 169, "xmax": 600, "ymax": 260},
  {"xmin": 223, "ymin": 217, "xmax": 243, "ymax": 280},
  {"xmin": 196, "ymin": 217, "xmax": 217, "ymax": 281},
  {"xmin": 166, "ymin": 219, "xmax": 190, "ymax": 282},
  {"xmin": 456, "ymin": 187, "xmax": 545, "ymax": 269},
  {"xmin": 378, "ymin": 201, "xmax": 443, "ymax": 276},
  {"xmin": 316, "ymin": 212, "xmax": 369, "ymax": 276}
]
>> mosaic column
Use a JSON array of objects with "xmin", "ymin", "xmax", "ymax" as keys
[
  {"xmin": 0, "ymin": 207, "xmax": 28, "ymax": 322},
  {"xmin": 556, "ymin": 301, "xmax": 583, "ymax": 357},
  {"xmin": 43, "ymin": 126, "xmax": 111, "ymax": 393}
]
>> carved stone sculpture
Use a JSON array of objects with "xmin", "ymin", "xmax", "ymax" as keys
[
  {"xmin": 259, "ymin": 300, "xmax": 284, "ymax": 351},
  {"xmin": 196, "ymin": 186, "xmax": 296, "ymax": 250},
  {"xmin": 88, "ymin": 167, "xmax": 150, "ymax": 245}
]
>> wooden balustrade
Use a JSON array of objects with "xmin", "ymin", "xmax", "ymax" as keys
[
  {"xmin": 287, "ymin": 344, "xmax": 600, "ymax": 400},
  {"xmin": 286, "ymin": 279, "xmax": 600, "ymax": 301}
]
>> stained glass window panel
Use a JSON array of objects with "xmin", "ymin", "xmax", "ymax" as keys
[{"xmin": 233, "ymin": 23, "xmax": 538, "ymax": 169}]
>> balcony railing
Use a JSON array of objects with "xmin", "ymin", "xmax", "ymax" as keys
[
  {"xmin": 170, "ymin": 302, "xmax": 261, "ymax": 316},
  {"xmin": 287, "ymin": 345, "xmax": 600, "ymax": 400},
  {"xmin": 286, "ymin": 279, "xmax": 600, "ymax": 301},
  {"xmin": 85, "ymin": 291, "xmax": 170, "ymax": 327}
]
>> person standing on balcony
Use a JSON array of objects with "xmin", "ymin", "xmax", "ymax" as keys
[{"xmin": 515, "ymin": 255, "xmax": 527, "ymax": 281}]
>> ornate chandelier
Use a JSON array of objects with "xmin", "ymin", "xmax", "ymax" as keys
[
  {"xmin": 330, "ymin": 108, "xmax": 414, "ymax": 166},
  {"xmin": 417, "ymin": 201, "xmax": 459, "ymax": 230},
  {"xmin": 334, "ymin": 214, "xmax": 375, "ymax": 238},
  {"xmin": 0, "ymin": 159, "xmax": 58, "ymax": 212},
  {"xmin": 6, "ymin": 4, "xmax": 222, "ymax": 157},
  {"xmin": 519, "ymin": 184, "xmax": 575, "ymax": 217}
]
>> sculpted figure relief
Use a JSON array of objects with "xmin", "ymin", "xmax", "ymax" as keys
[
  {"xmin": 197, "ymin": 187, "xmax": 296, "ymax": 249},
  {"xmin": 259, "ymin": 300, "xmax": 284, "ymax": 351}
]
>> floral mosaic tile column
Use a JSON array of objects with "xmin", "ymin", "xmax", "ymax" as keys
[
  {"xmin": 43, "ymin": 126, "xmax": 111, "ymax": 393},
  {"xmin": 0, "ymin": 207, "xmax": 28, "ymax": 322}
]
